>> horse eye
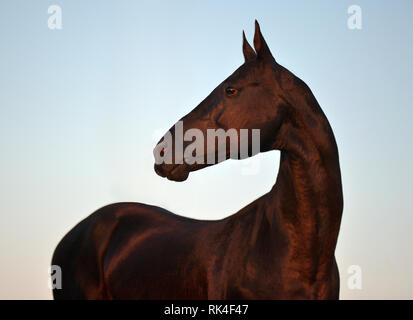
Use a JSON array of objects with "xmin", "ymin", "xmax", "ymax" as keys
[{"xmin": 225, "ymin": 87, "xmax": 238, "ymax": 96}]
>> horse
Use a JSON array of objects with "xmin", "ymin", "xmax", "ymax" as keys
[{"xmin": 52, "ymin": 21, "xmax": 343, "ymax": 300}]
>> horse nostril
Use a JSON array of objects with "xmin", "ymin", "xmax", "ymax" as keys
[{"xmin": 154, "ymin": 140, "xmax": 168, "ymax": 161}]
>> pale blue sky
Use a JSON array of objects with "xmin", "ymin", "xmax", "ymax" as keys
[{"xmin": 0, "ymin": 0, "xmax": 412, "ymax": 299}]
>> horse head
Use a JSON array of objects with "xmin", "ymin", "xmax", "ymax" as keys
[{"xmin": 154, "ymin": 20, "xmax": 319, "ymax": 182}]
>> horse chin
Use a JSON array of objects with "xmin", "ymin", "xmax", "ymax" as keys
[{"xmin": 166, "ymin": 165, "xmax": 190, "ymax": 182}]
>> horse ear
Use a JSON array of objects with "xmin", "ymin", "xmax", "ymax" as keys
[
  {"xmin": 253, "ymin": 20, "xmax": 274, "ymax": 61},
  {"xmin": 242, "ymin": 31, "xmax": 256, "ymax": 62}
]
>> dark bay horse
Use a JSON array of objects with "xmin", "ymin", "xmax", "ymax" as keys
[{"xmin": 52, "ymin": 21, "xmax": 343, "ymax": 299}]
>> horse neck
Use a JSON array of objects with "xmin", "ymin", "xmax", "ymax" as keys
[{"xmin": 260, "ymin": 90, "xmax": 343, "ymax": 279}]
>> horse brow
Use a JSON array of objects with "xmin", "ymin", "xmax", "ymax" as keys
[{"xmin": 245, "ymin": 81, "xmax": 260, "ymax": 87}]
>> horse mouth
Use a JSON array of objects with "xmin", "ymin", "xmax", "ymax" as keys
[{"xmin": 154, "ymin": 163, "xmax": 189, "ymax": 182}]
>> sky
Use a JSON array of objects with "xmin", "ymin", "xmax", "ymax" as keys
[{"xmin": 0, "ymin": 0, "xmax": 412, "ymax": 299}]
